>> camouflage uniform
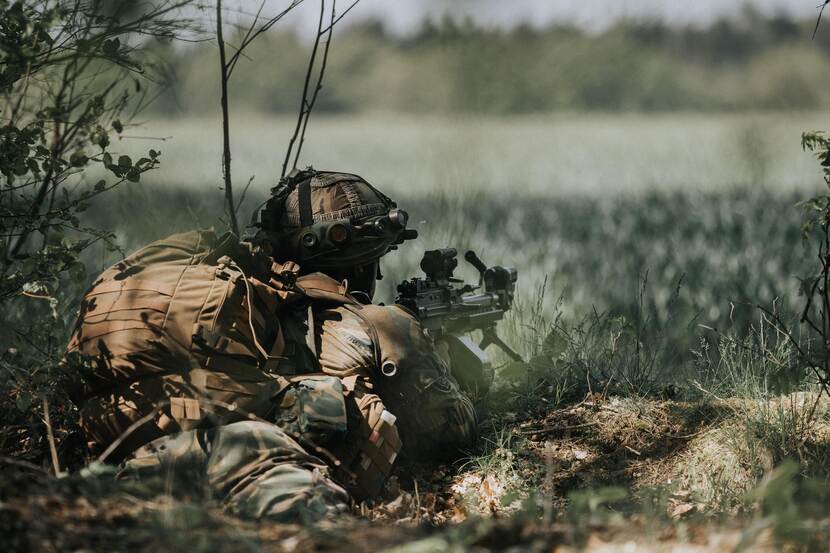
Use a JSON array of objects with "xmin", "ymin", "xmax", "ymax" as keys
[
  {"xmin": 315, "ymin": 304, "xmax": 477, "ymax": 459},
  {"xmin": 70, "ymin": 170, "xmax": 478, "ymax": 522},
  {"xmin": 120, "ymin": 421, "xmax": 350, "ymax": 523},
  {"xmin": 116, "ymin": 303, "xmax": 475, "ymax": 522}
]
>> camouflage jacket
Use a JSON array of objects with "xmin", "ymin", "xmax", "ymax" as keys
[
  {"xmin": 274, "ymin": 301, "xmax": 478, "ymax": 498},
  {"xmin": 316, "ymin": 303, "xmax": 478, "ymax": 456}
]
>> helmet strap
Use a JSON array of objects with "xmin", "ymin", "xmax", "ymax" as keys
[{"xmin": 298, "ymin": 178, "xmax": 314, "ymax": 228}]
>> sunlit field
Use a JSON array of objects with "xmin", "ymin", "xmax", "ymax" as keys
[
  {"xmin": 49, "ymin": 111, "xmax": 828, "ymax": 550},
  {"xmin": 91, "ymin": 112, "xmax": 825, "ymax": 356},
  {"xmin": 13, "ymin": 113, "xmax": 830, "ymax": 553},
  {"xmin": 11, "ymin": 5, "xmax": 830, "ymax": 550},
  {"xmin": 136, "ymin": 112, "xmax": 826, "ymax": 197}
]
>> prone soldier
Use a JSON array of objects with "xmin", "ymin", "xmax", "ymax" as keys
[{"xmin": 67, "ymin": 170, "xmax": 482, "ymax": 522}]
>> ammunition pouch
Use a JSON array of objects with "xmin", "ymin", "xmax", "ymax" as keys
[{"xmin": 274, "ymin": 376, "xmax": 348, "ymax": 448}]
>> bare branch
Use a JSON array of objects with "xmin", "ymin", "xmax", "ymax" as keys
[
  {"xmin": 292, "ymin": 0, "xmax": 337, "ymax": 170},
  {"xmin": 227, "ymin": 0, "xmax": 307, "ymax": 78},
  {"xmin": 321, "ymin": 0, "xmax": 360, "ymax": 34},
  {"xmin": 235, "ymin": 175, "xmax": 256, "ymax": 217},
  {"xmin": 282, "ymin": 0, "xmax": 327, "ymax": 178},
  {"xmin": 216, "ymin": 0, "xmax": 239, "ymax": 235},
  {"xmin": 42, "ymin": 398, "xmax": 61, "ymax": 477},
  {"xmin": 814, "ymin": 1, "xmax": 830, "ymax": 39}
]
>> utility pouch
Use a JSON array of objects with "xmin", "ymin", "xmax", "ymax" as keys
[{"xmin": 276, "ymin": 375, "xmax": 348, "ymax": 447}]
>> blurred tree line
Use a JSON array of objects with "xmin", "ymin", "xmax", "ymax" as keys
[{"xmin": 148, "ymin": 9, "xmax": 830, "ymax": 116}]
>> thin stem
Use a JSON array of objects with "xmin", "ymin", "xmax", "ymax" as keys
[
  {"xmin": 292, "ymin": 0, "xmax": 336, "ymax": 170},
  {"xmin": 281, "ymin": 0, "xmax": 326, "ymax": 178},
  {"xmin": 227, "ymin": 0, "xmax": 306, "ymax": 78},
  {"xmin": 42, "ymin": 398, "xmax": 61, "ymax": 477},
  {"xmin": 814, "ymin": 1, "xmax": 829, "ymax": 39},
  {"xmin": 216, "ymin": 0, "xmax": 239, "ymax": 235},
  {"xmin": 320, "ymin": 0, "xmax": 360, "ymax": 34}
]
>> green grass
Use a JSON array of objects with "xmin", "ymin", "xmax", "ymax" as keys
[
  {"xmin": 92, "ymin": 114, "xmax": 826, "ymax": 352},
  {"xmin": 6, "ymin": 113, "xmax": 830, "ymax": 551},
  {"xmin": 16, "ymin": 113, "xmax": 824, "ymax": 461},
  {"xmin": 83, "ymin": 170, "xmax": 816, "ymax": 372},
  {"xmin": 132, "ymin": 112, "xmax": 826, "ymax": 198}
]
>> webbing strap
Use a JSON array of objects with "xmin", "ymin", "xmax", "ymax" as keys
[
  {"xmin": 71, "ymin": 319, "xmax": 163, "ymax": 345},
  {"xmin": 82, "ymin": 296, "xmax": 170, "ymax": 321},
  {"xmin": 86, "ymin": 279, "xmax": 177, "ymax": 297},
  {"xmin": 340, "ymin": 180, "xmax": 361, "ymax": 209},
  {"xmin": 298, "ymin": 178, "xmax": 313, "ymax": 228}
]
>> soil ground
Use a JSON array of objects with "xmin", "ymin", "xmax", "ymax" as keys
[{"xmin": 3, "ymin": 395, "xmax": 827, "ymax": 552}]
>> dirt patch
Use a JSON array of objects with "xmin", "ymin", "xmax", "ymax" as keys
[
  {"xmin": 3, "ymin": 394, "xmax": 829, "ymax": 552},
  {"xmin": 513, "ymin": 397, "xmax": 729, "ymax": 498}
]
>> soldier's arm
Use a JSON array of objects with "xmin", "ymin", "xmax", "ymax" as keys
[
  {"xmin": 352, "ymin": 304, "xmax": 478, "ymax": 460},
  {"xmin": 315, "ymin": 304, "xmax": 477, "ymax": 460}
]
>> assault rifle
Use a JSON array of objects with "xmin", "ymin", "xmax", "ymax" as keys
[{"xmin": 395, "ymin": 248, "xmax": 523, "ymax": 395}]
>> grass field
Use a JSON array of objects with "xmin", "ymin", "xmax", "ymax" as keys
[
  {"xmin": 6, "ymin": 112, "xmax": 830, "ymax": 551},
  {"xmin": 134, "ymin": 112, "xmax": 828, "ymax": 197},
  {"xmin": 101, "ymin": 112, "xmax": 828, "ymax": 355}
]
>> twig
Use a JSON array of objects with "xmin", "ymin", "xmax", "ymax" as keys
[
  {"xmin": 690, "ymin": 379, "xmax": 725, "ymax": 402},
  {"xmin": 624, "ymin": 445, "xmax": 641, "ymax": 456},
  {"xmin": 291, "ymin": 0, "xmax": 337, "ymax": 171},
  {"xmin": 321, "ymin": 0, "xmax": 360, "ymax": 34},
  {"xmin": 97, "ymin": 406, "xmax": 167, "ymax": 463},
  {"xmin": 216, "ymin": 0, "xmax": 239, "ymax": 235},
  {"xmin": 226, "ymin": 0, "xmax": 306, "ymax": 78},
  {"xmin": 209, "ymin": 0, "xmax": 306, "ymax": 228},
  {"xmin": 42, "ymin": 398, "xmax": 61, "ymax": 477},
  {"xmin": 814, "ymin": 1, "xmax": 830, "ymax": 39},
  {"xmin": 118, "ymin": 134, "xmax": 173, "ymax": 141},
  {"xmin": 660, "ymin": 429, "xmax": 709, "ymax": 440},
  {"xmin": 282, "ymin": 0, "xmax": 326, "ymax": 178},
  {"xmin": 519, "ymin": 421, "xmax": 598, "ymax": 435},
  {"xmin": 235, "ymin": 175, "xmax": 256, "ymax": 216},
  {"xmin": 414, "ymin": 479, "xmax": 421, "ymax": 523}
]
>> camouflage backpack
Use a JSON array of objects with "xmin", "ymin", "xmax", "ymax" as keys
[{"xmin": 66, "ymin": 228, "xmax": 353, "ymax": 461}]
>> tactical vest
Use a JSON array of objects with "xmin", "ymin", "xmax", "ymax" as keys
[{"xmin": 66, "ymin": 228, "xmax": 354, "ymax": 462}]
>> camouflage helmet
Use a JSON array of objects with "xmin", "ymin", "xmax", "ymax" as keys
[{"xmin": 249, "ymin": 168, "xmax": 417, "ymax": 269}]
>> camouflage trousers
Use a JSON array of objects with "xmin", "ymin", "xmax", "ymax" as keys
[{"xmin": 117, "ymin": 421, "xmax": 350, "ymax": 523}]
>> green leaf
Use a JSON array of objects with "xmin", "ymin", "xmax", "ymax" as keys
[
  {"xmin": 102, "ymin": 38, "xmax": 120, "ymax": 56},
  {"xmin": 102, "ymin": 152, "xmax": 112, "ymax": 168},
  {"xmin": 94, "ymin": 180, "xmax": 106, "ymax": 191},
  {"xmin": 69, "ymin": 151, "xmax": 88, "ymax": 167},
  {"xmin": 117, "ymin": 155, "xmax": 131, "ymax": 169},
  {"xmin": 500, "ymin": 490, "xmax": 523, "ymax": 507},
  {"xmin": 95, "ymin": 129, "xmax": 110, "ymax": 149},
  {"xmin": 15, "ymin": 394, "xmax": 32, "ymax": 412},
  {"xmin": 112, "ymin": 120, "xmax": 123, "ymax": 133}
]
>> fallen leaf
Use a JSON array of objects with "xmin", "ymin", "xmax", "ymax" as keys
[{"xmin": 669, "ymin": 501, "xmax": 696, "ymax": 519}]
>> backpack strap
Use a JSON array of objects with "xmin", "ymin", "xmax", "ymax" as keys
[{"xmin": 294, "ymin": 272, "xmax": 357, "ymax": 305}]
